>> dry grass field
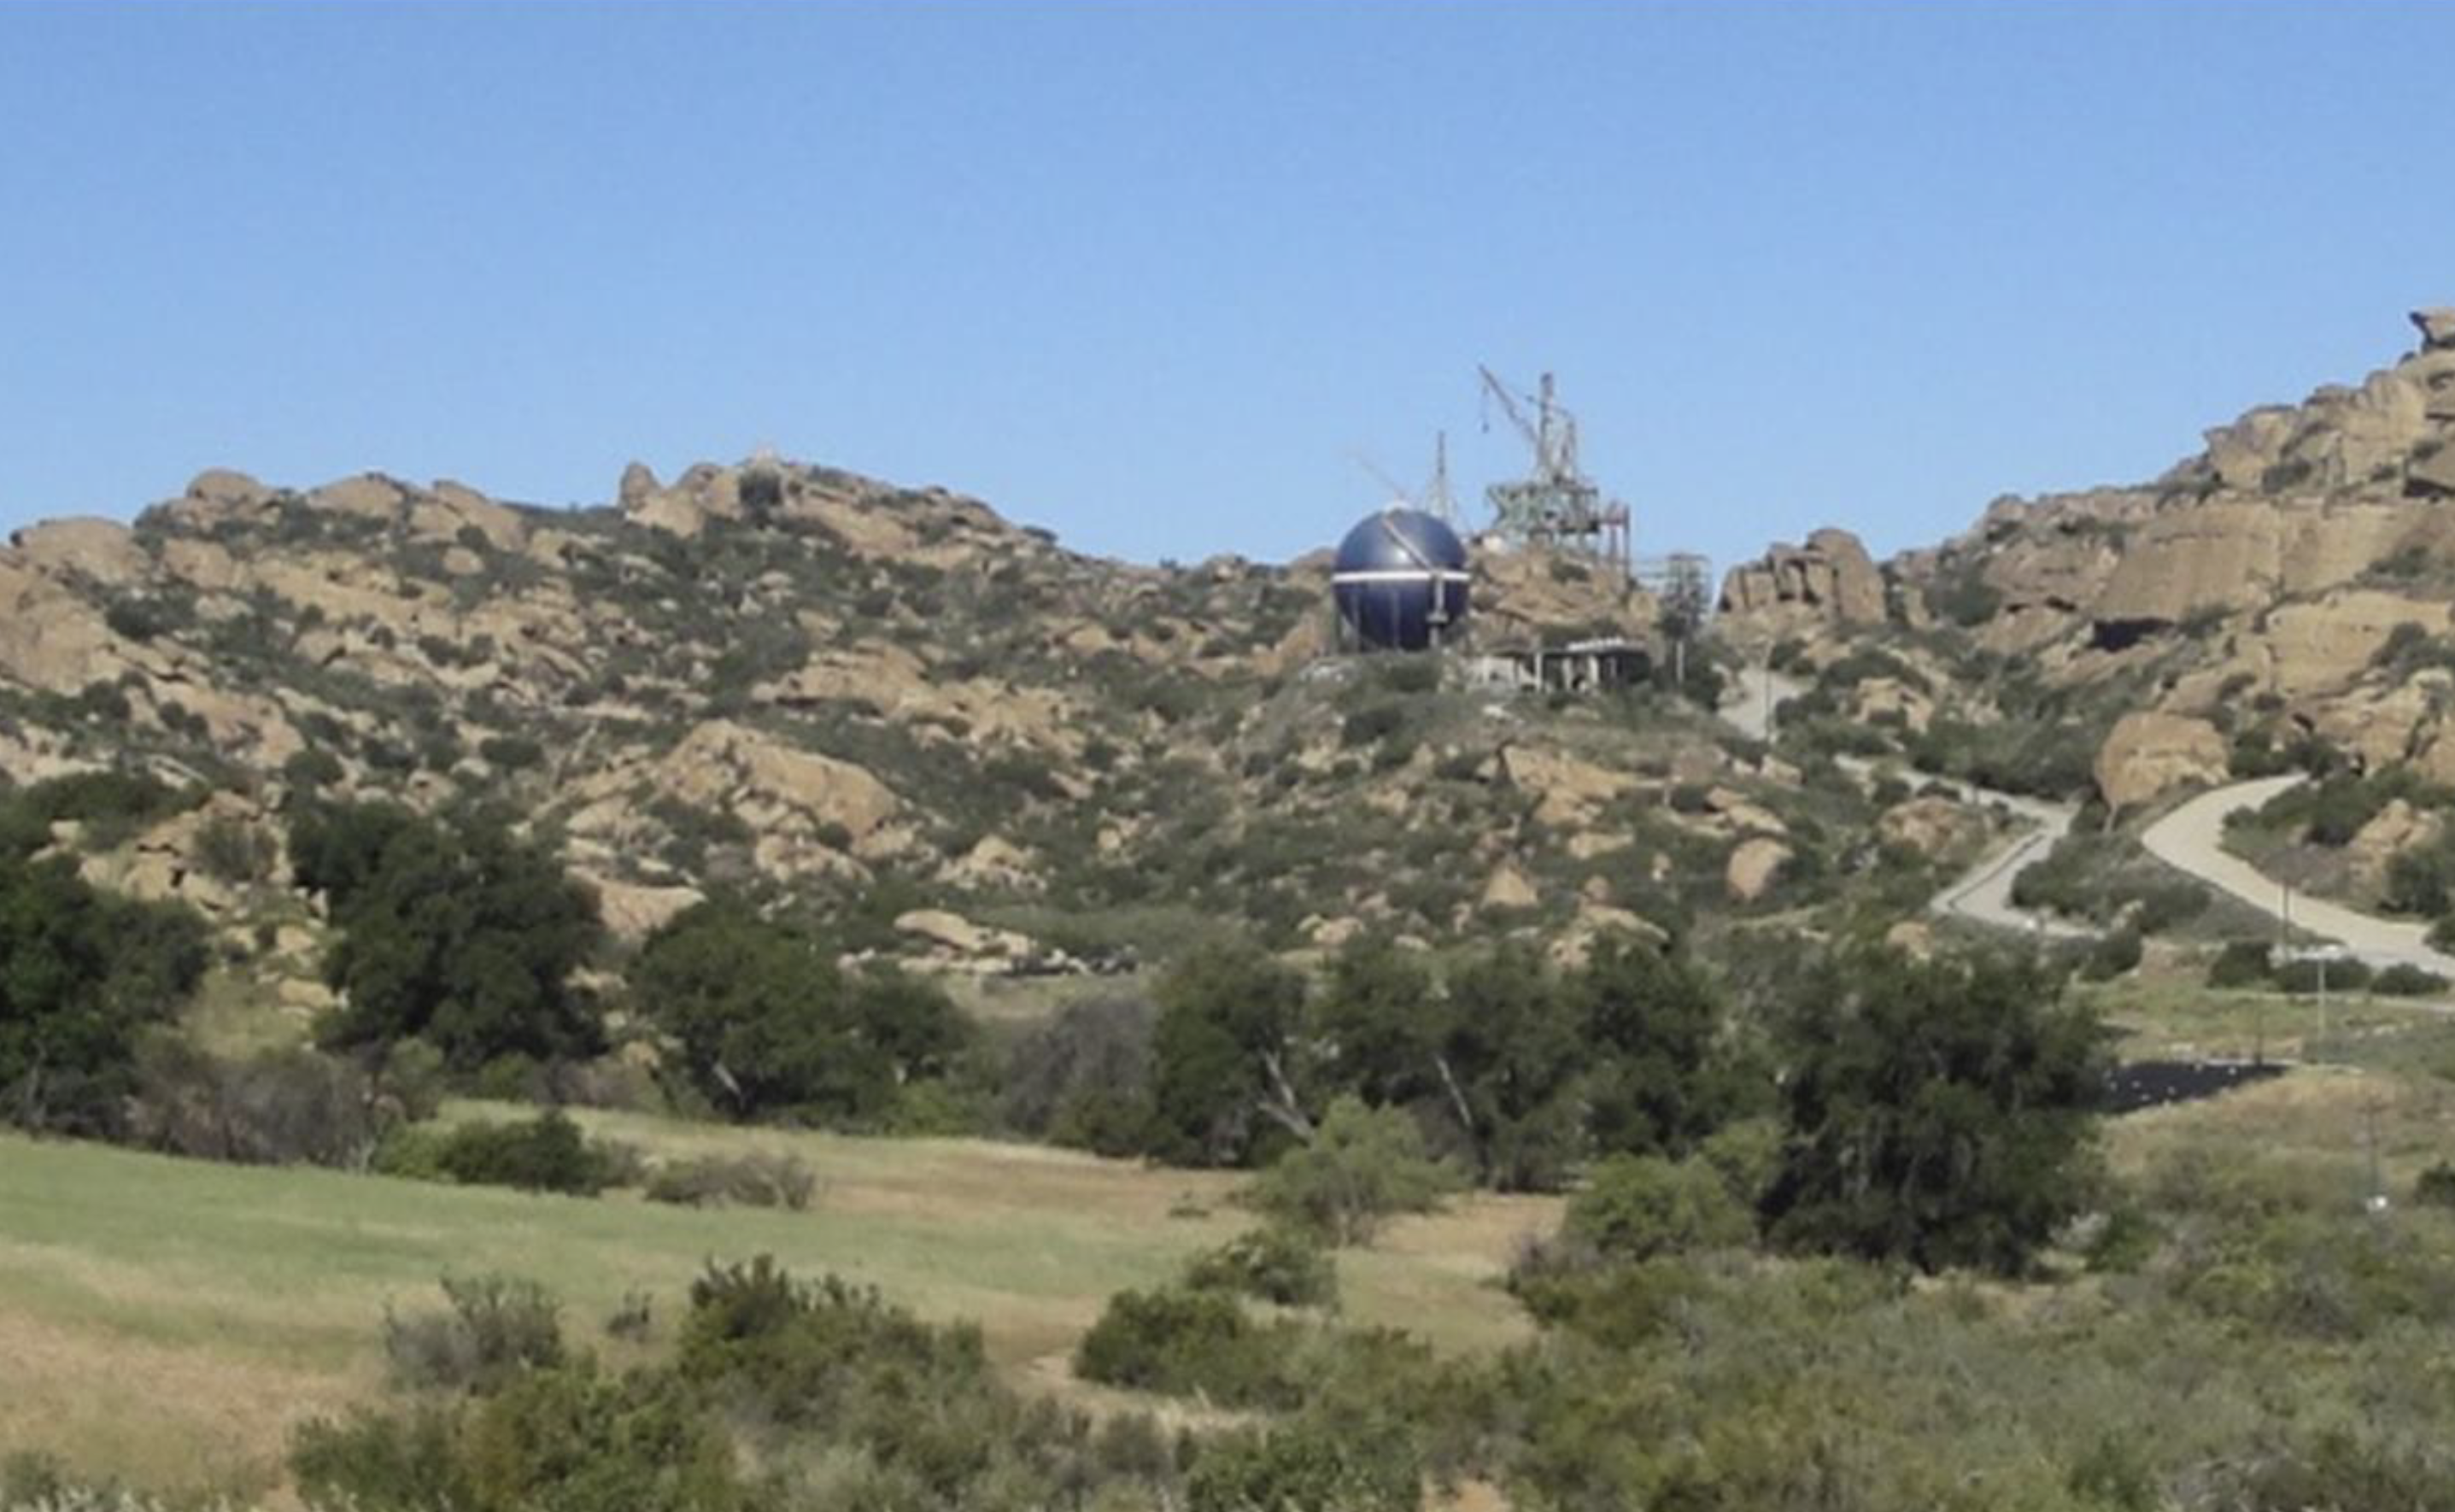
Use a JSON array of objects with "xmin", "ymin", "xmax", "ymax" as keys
[{"xmin": 0, "ymin": 1105, "xmax": 1552, "ymax": 1497}]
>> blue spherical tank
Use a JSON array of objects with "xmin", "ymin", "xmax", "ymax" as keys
[{"xmin": 1332, "ymin": 507, "xmax": 1471, "ymax": 652}]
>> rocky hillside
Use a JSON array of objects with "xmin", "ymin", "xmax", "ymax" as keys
[
  {"xmin": 1714, "ymin": 309, "xmax": 2455, "ymax": 815},
  {"xmin": 0, "ymin": 456, "xmax": 1927, "ymax": 991}
]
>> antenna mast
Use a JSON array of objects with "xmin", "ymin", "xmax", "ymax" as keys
[{"xmin": 1422, "ymin": 431, "xmax": 1457, "ymax": 525}]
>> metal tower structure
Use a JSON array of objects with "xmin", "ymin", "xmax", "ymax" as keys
[
  {"xmin": 1353, "ymin": 431, "xmax": 1462, "ymax": 527},
  {"xmin": 1477, "ymin": 366, "xmax": 1632, "ymax": 576},
  {"xmin": 1638, "ymin": 551, "xmax": 1714, "ymax": 688},
  {"xmin": 1635, "ymin": 552, "xmax": 1714, "ymax": 621},
  {"xmin": 1421, "ymin": 431, "xmax": 1457, "ymax": 526}
]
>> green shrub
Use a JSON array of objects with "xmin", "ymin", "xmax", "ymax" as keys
[
  {"xmin": 1183, "ymin": 1225, "xmax": 1339, "ymax": 1309},
  {"xmin": 283, "ymin": 747, "xmax": 346, "ymax": 794},
  {"xmin": 1696, "ymin": 1116, "xmax": 1782, "ymax": 1208},
  {"xmin": 2222, "ymin": 1431, "xmax": 2455, "ymax": 1512},
  {"xmin": 2374, "ymin": 963, "xmax": 2449, "ymax": 997},
  {"xmin": 377, "ymin": 1112, "xmax": 617, "ymax": 1196},
  {"xmin": 296, "ymin": 1364, "xmax": 752, "ymax": 1512},
  {"xmin": 478, "ymin": 734, "xmax": 546, "ymax": 771},
  {"xmin": 1372, "ymin": 656, "xmax": 1441, "ymax": 695},
  {"xmin": 1565, "ymin": 1153, "xmax": 1754, "ymax": 1262},
  {"xmin": 1246, "ymin": 1096, "xmax": 1462, "ymax": 1246},
  {"xmin": 675, "ymin": 1257, "xmax": 993, "ymax": 1430},
  {"xmin": 127, "ymin": 1040, "xmax": 389, "ymax": 1168},
  {"xmin": 1928, "ymin": 560, "xmax": 2001, "ymax": 627},
  {"xmin": 2207, "ymin": 940, "xmax": 2275, "ymax": 989},
  {"xmin": 1186, "ymin": 1416, "xmax": 1421, "ymax": 1512},
  {"xmin": 290, "ymin": 1403, "xmax": 470, "ymax": 1511},
  {"xmin": 2083, "ymin": 928, "xmax": 2145, "ymax": 981},
  {"xmin": 643, "ymin": 1151, "xmax": 817, "ymax": 1210},
  {"xmin": 999, "ymin": 994, "xmax": 1157, "ymax": 1156},
  {"xmin": 103, "ymin": 595, "xmax": 190, "ymax": 643},
  {"xmin": 2271, "ymin": 955, "xmax": 2370, "ymax": 995},
  {"xmin": 2415, "ymin": 1162, "xmax": 2455, "ymax": 1209},
  {"xmin": 1339, "ymin": 701, "xmax": 1409, "ymax": 748},
  {"xmin": 191, "ymin": 813, "xmax": 276, "ymax": 884},
  {"xmin": 382, "ymin": 1274, "xmax": 565, "ymax": 1392},
  {"xmin": 20, "ymin": 768, "xmax": 196, "ymax": 839},
  {"xmin": 1073, "ymin": 1286, "xmax": 1303, "ymax": 1409}
]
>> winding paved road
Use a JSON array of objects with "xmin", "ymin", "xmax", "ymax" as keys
[
  {"xmin": 2141, "ymin": 773, "xmax": 2455, "ymax": 975},
  {"xmin": 1718, "ymin": 666, "xmax": 2455, "ymax": 968},
  {"xmin": 1721, "ymin": 665, "xmax": 2089, "ymax": 938}
]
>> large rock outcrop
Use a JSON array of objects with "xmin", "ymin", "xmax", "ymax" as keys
[
  {"xmin": 1717, "ymin": 528, "xmax": 1886, "ymax": 639},
  {"xmin": 2095, "ymin": 712, "xmax": 2228, "ymax": 811}
]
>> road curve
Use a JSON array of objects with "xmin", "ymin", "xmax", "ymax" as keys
[
  {"xmin": 1924, "ymin": 784, "xmax": 2093, "ymax": 940},
  {"xmin": 1720, "ymin": 665, "xmax": 2455, "ymax": 970},
  {"xmin": 1720, "ymin": 665, "xmax": 2086, "ymax": 937},
  {"xmin": 2141, "ymin": 774, "xmax": 2455, "ymax": 976}
]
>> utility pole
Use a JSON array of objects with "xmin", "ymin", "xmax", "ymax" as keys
[{"xmin": 2364, "ymin": 1097, "xmax": 2390, "ymax": 1217}]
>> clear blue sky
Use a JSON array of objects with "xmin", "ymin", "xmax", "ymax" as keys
[{"xmin": 4, "ymin": 3, "xmax": 2449, "ymax": 573}]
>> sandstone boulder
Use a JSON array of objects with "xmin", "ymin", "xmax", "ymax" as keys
[
  {"xmin": 2348, "ymin": 799, "xmax": 2440, "ymax": 888},
  {"xmin": 1725, "ymin": 836, "xmax": 1792, "ymax": 904},
  {"xmin": 2095, "ymin": 712, "xmax": 2227, "ymax": 810},
  {"xmin": 1884, "ymin": 918, "xmax": 1937, "ymax": 958},
  {"xmin": 1877, "ymin": 795, "xmax": 1977, "ymax": 858},
  {"xmin": 565, "ymin": 720, "xmax": 906, "ymax": 884},
  {"xmin": 942, "ymin": 834, "xmax": 1042, "ymax": 893},
  {"xmin": 9, "ymin": 518, "xmax": 146, "ymax": 587},
  {"xmin": 185, "ymin": 468, "xmax": 272, "ymax": 510},
  {"xmin": 78, "ymin": 792, "xmax": 275, "ymax": 917},
  {"xmin": 417, "ymin": 479, "xmax": 527, "ymax": 551},
  {"xmin": 1499, "ymin": 743, "xmax": 1637, "ymax": 827},
  {"xmin": 1307, "ymin": 915, "xmax": 1366, "ymax": 949},
  {"xmin": 893, "ymin": 908, "xmax": 1037, "ymax": 967},
  {"xmin": 618, "ymin": 461, "xmax": 750, "ymax": 538},
  {"xmin": 2411, "ymin": 443, "xmax": 2455, "ymax": 498},
  {"xmin": 2310, "ymin": 680, "xmax": 2438, "ymax": 771},
  {"xmin": 2091, "ymin": 502, "xmax": 2281, "ymax": 624},
  {"xmin": 1702, "ymin": 784, "xmax": 1787, "ymax": 836},
  {"xmin": 160, "ymin": 536, "xmax": 245, "ymax": 593},
  {"xmin": 1474, "ymin": 544, "xmax": 1651, "ymax": 646},
  {"xmin": 2261, "ymin": 591, "xmax": 2449, "ymax": 696},
  {"xmin": 1482, "ymin": 863, "xmax": 1540, "ymax": 911},
  {"xmin": 1550, "ymin": 903, "xmax": 1667, "ymax": 970},
  {"xmin": 590, "ymin": 878, "xmax": 706, "ymax": 941},
  {"xmin": 2413, "ymin": 308, "xmax": 2455, "ymax": 352},
  {"xmin": 2414, "ymin": 718, "xmax": 2455, "ymax": 788},
  {"xmin": 0, "ymin": 558, "xmax": 128, "ymax": 694},
  {"xmin": 1717, "ymin": 528, "xmax": 1885, "ymax": 632},
  {"xmin": 1565, "ymin": 830, "xmax": 1633, "ymax": 861},
  {"xmin": 618, "ymin": 461, "xmax": 661, "ymax": 510},
  {"xmin": 309, "ymin": 473, "xmax": 407, "ymax": 520}
]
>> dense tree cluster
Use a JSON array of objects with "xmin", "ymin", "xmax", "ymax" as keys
[
  {"xmin": 0, "ymin": 777, "xmax": 209, "ymax": 1135},
  {"xmin": 629, "ymin": 899, "xmax": 970, "ymax": 1125},
  {"xmin": 1027, "ymin": 931, "xmax": 1766, "ymax": 1193},
  {"xmin": 1006, "ymin": 930, "xmax": 2109, "ymax": 1279},
  {"xmin": 1761, "ymin": 946, "xmax": 2107, "ymax": 1275},
  {"xmin": 291, "ymin": 802, "xmax": 606, "ymax": 1072}
]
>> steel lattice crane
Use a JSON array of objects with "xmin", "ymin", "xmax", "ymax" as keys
[
  {"xmin": 1478, "ymin": 366, "xmax": 1580, "ymax": 488},
  {"xmin": 1476, "ymin": 365, "xmax": 1630, "ymax": 574}
]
